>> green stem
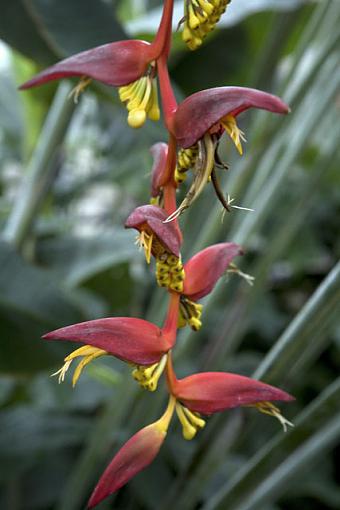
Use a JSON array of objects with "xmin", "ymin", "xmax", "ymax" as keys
[{"xmin": 2, "ymin": 82, "xmax": 76, "ymax": 251}]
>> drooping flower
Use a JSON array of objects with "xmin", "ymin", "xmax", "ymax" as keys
[
  {"xmin": 169, "ymin": 369, "xmax": 294, "ymax": 438},
  {"xmin": 166, "ymin": 86, "xmax": 290, "ymax": 219},
  {"xmin": 19, "ymin": 0, "xmax": 175, "ymax": 128},
  {"xmin": 88, "ymin": 396, "xmax": 175, "ymax": 508},
  {"xmin": 182, "ymin": 0, "xmax": 231, "ymax": 51},
  {"xmin": 125, "ymin": 204, "xmax": 185, "ymax": 292},
  {"xmin": 44, "ymin": 317, "xmax": 175, "ymax": 390}
]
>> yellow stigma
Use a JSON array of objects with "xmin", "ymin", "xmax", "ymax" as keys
[
  {"xmin": 176, "ymin": 402, "xmax": 206, "ymax": 440},
  {"xmin": 179, "ymin": 297, "xmax": 203, "ymax": 330},
  {"xmin": 220, "ymin": 115, "xmax": 247, "ymax": 155},
  {"xmin": 68, "ymin": 76, "xmax": 92, "ymax": 103},
  {"xmin": 132, "ymin": 354, "xmax": 168, "ymax": 392},
  {"xmin": 51, "ymin": 345, "xmax": 106, "ymax": 387},
  {"xmin": 155, "ymin": 253, "xmax": 185, "ymax": 293},
  {"xmin": 252, "ymin": 401, "xmax": 294, "ymax": 432},
  {"xmin": 182, "ymin": 0, "xmax": 231, "ymax": 51},
  {"xmin": 118, "ymin": 70, "xmax": 160, "ymax": 128}
]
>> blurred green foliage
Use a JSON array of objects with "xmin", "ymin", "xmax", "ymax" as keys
[{"xmin": 0, "ymin": 0, "xmax": 339, "ymax": 509}]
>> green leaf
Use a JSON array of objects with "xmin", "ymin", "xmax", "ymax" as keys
[
  {"xmin": 0, "ymin": 0, "xmax": 127, "ymax": 65},
  {"xmin": 0, "ymin": 406, "xmax": 91, "ymax": 480},
  {"xmin": 0, "ymin": 240, "xmax": 85, "ymax": 373},
  {"xmin": 36, "ymin": 229, "xmax": 137, "ymax": 287}
]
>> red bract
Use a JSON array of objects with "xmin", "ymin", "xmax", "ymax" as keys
[
  {"xmin": 20, "ymin": 41, "xmax": 154, "ymax": 90},
  {"xmin": 43, "ymin": 317, "xmax": 173, "ymax": 365},
  {"xmin": 172, "ymin": 372, "xmax": 294, "ymax": 415},
  {"xmin": 183, "ymin": 242, "xmax": 243, "ymax": 300},
  {"xmin": 88, "ymin": 422, "xmax": 166, "ymax": 508},
  {"xmin": 150, "ymin": 142, "xmax": 168, "ymax": 198},
  {"xmin": 171, "ymin": 86, "xmax": 290, "ymax": 148},
  {"xmin": 125, "ymin": 204, "xmax": 181, "ymax": 256}
]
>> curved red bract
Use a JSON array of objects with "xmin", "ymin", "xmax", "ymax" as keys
[
  {"xmin": 172, "ymin": 86, "xmax": 290, "ymax": 148},
  {"xmin": 173, "ymin": 371, "xmax": 294, "ymax": 415},
  {"xmin": 183, "ymin": 242, "xmax": 243, "ymax": 300},
  {"xmin": 20, "ymin": 40, "xmax": 153, "ymax": 90},
  {"xmin": 43, "ymin": 317, "xmax": 170, "ymax": 365}
]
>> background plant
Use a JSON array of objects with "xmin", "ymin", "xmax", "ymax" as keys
[{"xmin": 0, "ymin": 1, "xmax": 339, "ymax": 509}]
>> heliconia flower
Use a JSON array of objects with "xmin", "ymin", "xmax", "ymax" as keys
[
  {"xmin": 178, "ymin": 242, "xmax": 243, "ymax": 330},
  {"xmin": 44, "ymin": 317, "xmax": 175, "ymax": 390},
  {"xmin": 19, "ymin": 0, "xmax": 175, "ymax": 128},
  {"xmin": 88, "ymin": 396, "xmax": 175, "ymax": 508},
  {"xmin": 20, "ymin": 40, "xmax": 160, "ymax": 128},
  {"xmin": 182, "ymin": 0, "xmax": 231, "ymax": 51},
  {"xmin": 150, "ymin": 142, "xmax": 168, "ymax": 202},
  {"xmin": 170, "ymin": 371, "xmax": 294, "ymax": 436},
  {"xmin": 166, "ymin": 87, "xmax": 289, "ymax": 220},
  {"xmin": 125, "ymin": 204, "xmax": 185, "ymax": 292}
]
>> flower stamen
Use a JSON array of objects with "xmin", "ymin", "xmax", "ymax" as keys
[
  {"xmin": 132, "ymin": 354, "xmax": 168, "ymax": 392},
  {"xmin": 119, "ymin": 68, "xmax": 160, "ymax": 128},
  {"xmin": 220, "ymin": 115, "xmax": 247, "ymax": 155},
  {"xmin": 51, "ymin": 345, "xmax": 106, "ymax": 386},
  {"xmin": 136, "ymin": 230, "xmax": 154, "ymax": 264},
  {"xmin": 176, "ymin": 401, "xmax": 205, "ymax": 439}
]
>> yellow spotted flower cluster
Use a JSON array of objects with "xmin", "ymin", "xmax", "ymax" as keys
[
  {"xmin": 156, "ymin": 253, "xmax": 185, "ymax": 292},
  {"xmin": 182, "ymin": 0, "xmax": 231, "ymax": 50},
  {"xmin": 178, "ymin": 296, "xmax": 203, "ymax": 331},
  {"xmin": 174, "ymin": 145, "xmax": 198, "ymax": 184}
]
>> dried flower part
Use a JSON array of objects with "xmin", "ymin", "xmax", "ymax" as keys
[
  {"xmin": 182, "ymin": 0, "xmax": 231, "ymax": 50},
  {"xmin": 249, "ymin": 401, "xmax": 294, "ymax": 432},
  {"xmin": 119, "ymin": 70, "xmax": 160, "ymax": 128},
  {"xmin": 51, "ymin": 345, "xmax": 106, "ymax": 387},
  {"xmin": 175, "ymin": 401, "xmax": 206, "ymax": 440},
  {"xmin": 125, "ymin": 205, "xmax": 182, "ymax": 258},
  {"xmin": 174, "ymin": 145, "xmax": 199, "ymax": 184},
  {"xmin": 156, "ymin": 253, "xmax": 185, "ymax": 292},
  {"xmin": 166, "ymin": 133, "xmax": 216, "ymax": 222},
  {"xmin": 68, "ymin": 76, "xmax": 92, "ymax": 103},
  {"xmin": 178, "ymin": 296, "xmax": 203, "ymax": 330},
  {"xmin": 132, "ymin": 354, "xmax": 168, "ymax": 391}
]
